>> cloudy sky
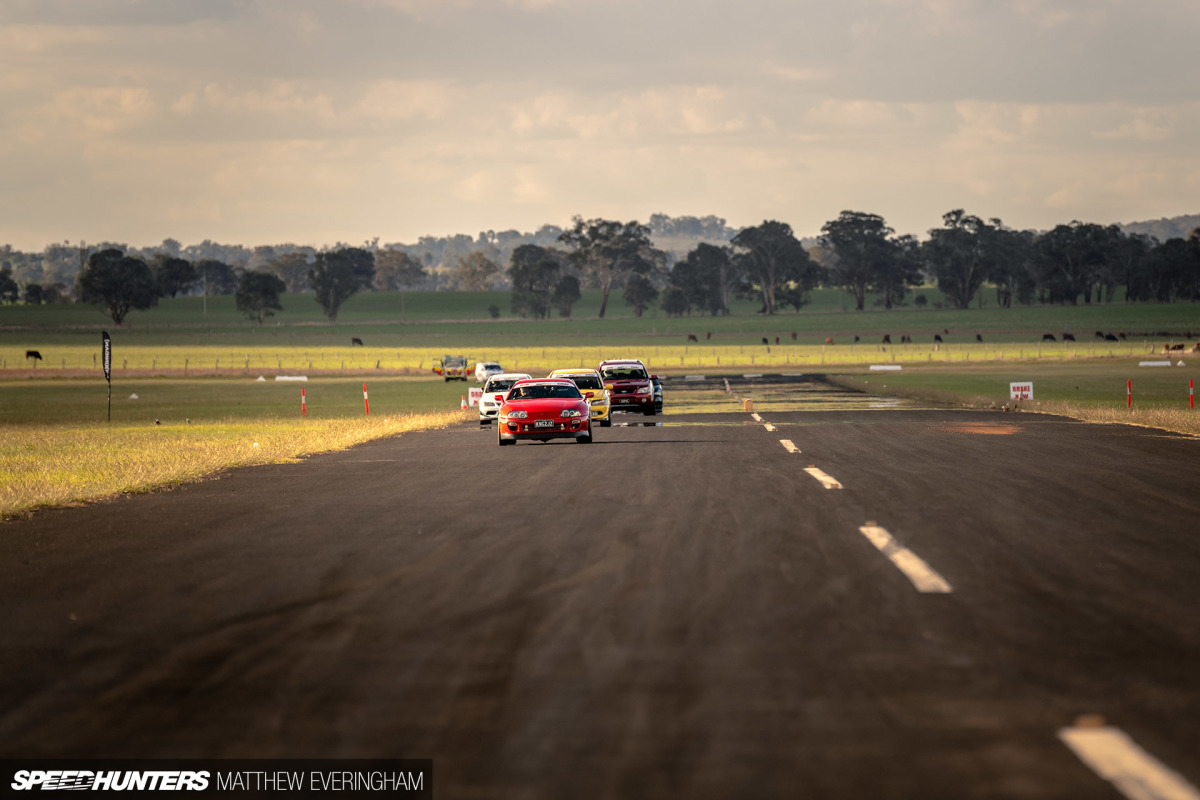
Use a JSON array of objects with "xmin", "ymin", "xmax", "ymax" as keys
[{"xmin": 1, "ymin": 0, "xmax": 1197, "ymax": 251}]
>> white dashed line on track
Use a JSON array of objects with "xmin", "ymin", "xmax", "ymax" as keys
[
  {"xmin": 763, "ymin": 423, "xmax": 777, "ymax": 432},
  {"xmin": 779, "ymin": 439, "xmax": 801, "ymax": 454},
  {"xmin": 751, "ymin": 413, "xmax": 763, "ymax": 422},
  {"xmin": 804, "ymin": 466, "xmax": 842, "ymax": 489},
  {"xmin": 1059, "ymin": 724, "xmax": 1200, "ymax": 800},
  {"xmin": 857, "ymin": 523, "xmax": 951, "ymax": 593}
]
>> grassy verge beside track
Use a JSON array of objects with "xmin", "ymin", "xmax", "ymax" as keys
[
  {"xmin": 0, "ymin": 411, "xmax": 469, "ymax": 519},
  {"xmin": 827, "ymin": 361, "xmax": 1200, "ymax": 437}
]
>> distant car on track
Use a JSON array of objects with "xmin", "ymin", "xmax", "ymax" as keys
[
  {"xmin": 598, "ymin": 359, "xmax": 656, "ymax": 416},
  {"xmin": 475, "ymin": 361, "xmax": 504, "ymax": 383},
  {"xmin": 478, "ymin": 372, "xmax": 532, "ymax": 425},
  {"xmin": 497, "ymin": 378, "xmax": 593, "ymax": 446},
  {"xmin": 548, "ymin": 368, "xmax": 612, "ymax": 427}
]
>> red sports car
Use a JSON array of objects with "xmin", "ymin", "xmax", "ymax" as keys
[{"xmin": 497, "ymin": 378, "xmax": 593, "ymax": 446}]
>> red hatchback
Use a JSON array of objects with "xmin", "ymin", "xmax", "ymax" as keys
[{"xmin": 497, "ymin": 379, "xmax": 594, "ymax": 446}]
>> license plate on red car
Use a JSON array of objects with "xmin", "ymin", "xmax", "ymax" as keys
[{"xmin": 533, "ymin": 419, "xmax": 554, "ymax": 428}]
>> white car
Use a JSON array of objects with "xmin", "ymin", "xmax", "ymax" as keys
[
  {"xmin": 475, "ymin": 361, "xmax": 504, "ymax": 382},
  {"xmin": 478, "ymin": 372, "xmax": 532, "ymax": 424}
]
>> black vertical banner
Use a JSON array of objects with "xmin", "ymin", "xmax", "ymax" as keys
[{"xmin": 102, "ymin": 331, "xmax": 112, "ymax": 421}]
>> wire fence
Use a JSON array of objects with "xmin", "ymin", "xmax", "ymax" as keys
[{"xmin": 1, "ymin": 340, "xmax": 1180, "ymax": 376}]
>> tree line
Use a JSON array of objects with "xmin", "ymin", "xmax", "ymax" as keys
[
  {"xmin": 498, "ymin": 211, "xmax": 1200, "ymax": 321},
  {"xmin": 3, "ymin": 210, "xmax": 1197, "ymax": 326}
]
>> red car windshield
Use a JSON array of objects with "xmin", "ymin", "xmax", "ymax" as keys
[{"xmin": 508, "ymin": 384, "xmax": 582, "ymax": 400}]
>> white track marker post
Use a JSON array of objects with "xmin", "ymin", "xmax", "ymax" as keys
[
  {"xmin": 779, "ymin": 439, "xmax": 801, "ymax": 454},
  {"xmin": 858, "ymin": 523, "xmax": 951, "ymax": 593},
  {"xmin": 301, "ymin": 388, "xmax": 307, "ymax": 417},
  {"xmin": 804, "ymin": 466, "xmax": 842, "ymax": 489},
  {"xmin": 363, "ymin": 383, "xmax": 370, "ymax": 416},
  {"xmin": 1059, "ymin": 723, "xmax": 1200, "ymax": 800}
]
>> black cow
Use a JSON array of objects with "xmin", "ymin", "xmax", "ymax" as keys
[
  {"xmin": 1042, "ymin": 334, "xmax": 1056, "ymax": 341},
  {"xmin": 762, "ymin": 337, "xmax": 769, "ymax": 345},
  {"xmin": 1104, "ymin": 333, "xmax": 1119, "ymax": 342},
  {"xmin": 1063, "ymin": 333, "xmax": 1076, "ymax": 342},
  {"xmin": 882, "ymin": 334, "xmax": 891, "ymax": 344},
  {"xmin": 934, "ymin": 334, "xmax": 943, "ymax": 343},
  {"xmin": 25, "ymin": 350, "xmax": 42, "ymax": 362},
  {"xmin": 351, "ymin": 337, "xmax": 364, "ymax": 346},
  {"xmin": 976, "ymin": 334, "xmax": 983, "ymax": 343},
  {"xmin": 687, "ymin": 334, "xmax": 698, "ymax": 342}
]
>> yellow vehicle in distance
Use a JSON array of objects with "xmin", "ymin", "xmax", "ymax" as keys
[{"xmin": 548, "ymin": 368, "xmax": 612, "ymax": 427}]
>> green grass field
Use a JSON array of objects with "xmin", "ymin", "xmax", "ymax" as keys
[
  {"xmin": 0, "ymin": 375, "xmax": 475, "ymax": 426},
  {"xmin": 4, "ymin": 288, "xmax": 1198, "ymax": 353},
  {"xmin": 2, "ymin": 289, "xmax": 1197, "ymax": 519}
]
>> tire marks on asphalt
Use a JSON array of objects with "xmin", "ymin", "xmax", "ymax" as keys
[{"xmin": 749, "ymin": 406, "xmax": 1198, "ymax": 794}]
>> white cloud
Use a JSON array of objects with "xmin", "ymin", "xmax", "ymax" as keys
[
  {"xmin": 1093, "ymin": 107, "xmax": 1176, "ymax": 141},
  {"xmin": 199, "ymin": 82, "xmax": 336, "ymax": 121},
  {"xmin": 0, "ymin": 23, "xmax": 111, "ymax": 53},
  {"xmin": 355, "ymin": 80, "xmax": 460, "ymax": 121},
  {"xmin": 50, "ymin": 87, "xmax": 155, "ymax": 133}
]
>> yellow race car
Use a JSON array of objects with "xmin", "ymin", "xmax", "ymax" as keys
[{"xmin": 548, "ymin": 368, "xmax": 612, "ymax": 427}]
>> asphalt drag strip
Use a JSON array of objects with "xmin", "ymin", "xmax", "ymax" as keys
[{"xmin": 1, "ymin": 381, "xmax": 1199, "ymax": 799}]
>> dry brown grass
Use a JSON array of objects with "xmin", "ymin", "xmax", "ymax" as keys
[
  {"xmin": 1031, "ymin": 401, "xmax": 1200, "ymax": 438},
  {"xmin": 0, "ymin": 410, "xmax": 469, "ymax": 519}
]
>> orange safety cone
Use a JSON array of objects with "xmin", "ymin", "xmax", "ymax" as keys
[{"xmin": 461, "ymin": 395, "xmax": 467, "ymax": 409}]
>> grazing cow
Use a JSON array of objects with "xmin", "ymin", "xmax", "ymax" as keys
[
  {"xmin": 882, "ymin": 334, "xmax": 891, "ymax": 344},
  {"xmin": 1042, "ymin": 334, "xmax": 1056, "ymax": 341},
  {"xmin": 1104, "ymin": 333, "xmax": 1118, "ymax": 342},
  {"xmin": 687, "ymin": 333, "xmax": 698, "ymax": 343},
  {"xmin": 825, "ymin": 337, "xmax": 834, "ymax": 345},
  {"xmin": 1192, "ymin": 343, "xmax": 1200, "ymax": 353},
  {"xmin": 351, "ymin": 337, "xmax": 364, "ymax": 346},
  {"xmin": 1167, "ymin": 343, "xmax": 1185, "ymax": 352},
  {"xmin": 775, "ymin": 336, "xmax": 780, "ymax": 345},
  {"xmin": 976, "ymin": 334, "xmax": 984, "ymax": 343},
  {"xmin": 854, "ymin": 335, "xmax": 860, "ymax": 343},
  {"xmin": 901, "ymin": 335, "xmax": 912, "ymax": 344},
  {"xmin": 934, "ymin": 334, "xmax": 943, "ymax": 343},
  {"xmin": 1095, "ymin": 331, "xmax": 1105, "ymax": 339},
  {"xmin": 1118, "ymin": 333, "xmax": 1127, "ymax": 341},
  {"xmin": 706, "ymin": 332, "xmax": 712, "ymax": 340},
  {"xmin": 25, "ymin": 350, "xmax": 42, "ymax": 362},
  {"xmin": 791, "ymin": 332, "xmax": 797, "ymax": 341},
  {"xmin": 1063, "ymin": 333, "xmax": 1076, "ymax": 342},
  {"xmin": 762, "ymin": 337, "xmax": 769, "ymax": 345}
]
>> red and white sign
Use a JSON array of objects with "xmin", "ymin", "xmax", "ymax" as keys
[
  {"xmin": 1009, "ymin": 382, "xmax": 1033, "ymax": 400},
  {"xmin": 468, "ymin": 387, "xmax": 483, "ymax": 407}
]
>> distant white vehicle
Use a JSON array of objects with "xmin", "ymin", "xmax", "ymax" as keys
[
  {"xmin": 475, "ymin": 361, "xmax": 504, "ymax": 383},
  {"xmin": 478, "ymin": 373, "xmax": 532, "ymax": 424}
]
